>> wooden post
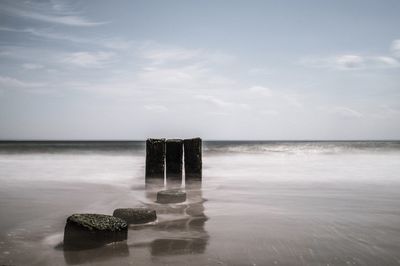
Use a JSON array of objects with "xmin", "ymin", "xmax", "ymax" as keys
[
  {"xmin": 145, "ymin": 138, "xmax": 165, "ymax": 180},
  {"xmin": 166, "ymin": 139, "xmax": 183, "ymax": 181},
  {"xmin": 184, "ymin": 137, "xmax": 202, "ymax": 180}
]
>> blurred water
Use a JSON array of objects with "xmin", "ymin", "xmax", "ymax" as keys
[{"xmin": 0, "ymin": 141, "xmax": 399, "ymax": 265}]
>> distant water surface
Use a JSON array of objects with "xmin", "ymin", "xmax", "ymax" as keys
[{"xmin": 0, "ymin": 141, "xmax": 399, "ymax": 265}]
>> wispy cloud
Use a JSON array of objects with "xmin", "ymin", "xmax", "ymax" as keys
[
  {"xmin": 0, "ymin": 75, "xmax": 53, "ymax": 94},
  {"xmin": 0, "ymin": 26, "xmax": 91, "ymax": 43},
  {"xmin": 371, "ymin": 105, "xmax": 400, "ymax": 119},
  {"xmin": 138, "ymin": 44, "xmax": 235, "ymax": 66},
  {"xmin": 283, "ymin": 94, "xmax": 304, "ymax": 108},
  {"xmin": 329, "ymin": 106, "xmax": 363, "ymax": 118},
  {"xmin": 140, "ymin": 47, "xmax": 202, "ymax": 64},
  {"xmin": 144, "ymin": 104, "xmax": 168, "ymax": 113},
  {"xmin": 0, "ymin": 75, "xmax": 45, "ymax": 88},
  {"xmin": 137, "ymin": 65, "xmax": 208, "ymax": 88},
  {"xmin": 22, "ymin": 63, "xmax": 44, "ymax": 70},
  {"xmin": 245, "ymin": 85, "xmax": 304, "ymax": 109},
  {"xmin": 62, "ymin": 52, "xmax": 115, "ymax": 68},
  {"xmin": 0, "ymin": 2, "xmax": 107, "ymax": 27},
  {"xmin": 301, "ymin": 40, "xmax": 400, "ymax": 70},
  {"xmin": 0, "ymin": 26, "xmax": 133, "ymax": 50},
  {"xmin": 195, "ymin": 94, "xmax": 248, "ymax": 109},
  {"xmin": 302, "ymin": 54, "xmax": 399, "ymax": 70},
  {"xmin": 391, "ymin": 39, "xmax": 400, "ymax": 58},
  {"xmin": 195, "ymin": 95, "xmax": 234, "ymax": 107},
  {"xmin": 248, "ymin": 86, "xmax": 272, "ymax": 96},
  {"xmin": 247, "ymin": 67, "xmax": 271, "ymax": 75},
  {"xmin": 260, "ymin": 109, "xmax": 279, "ymax": 116}
]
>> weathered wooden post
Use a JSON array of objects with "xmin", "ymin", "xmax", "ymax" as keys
[
  {"xmin": 166, "ymin": 139, "xmax": 183, "ymax": 182},
  {"xmin": 145, "ymin": 138, "xmax": 166, "ymax": 180},
  {"xmin": 184, "ymin": 137, "xmax": 202, "ymax": 180}
]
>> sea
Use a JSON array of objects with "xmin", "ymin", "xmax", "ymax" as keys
[{"xmin": 0, "ymin": 141, "xmax": 399, "ymax": 265}]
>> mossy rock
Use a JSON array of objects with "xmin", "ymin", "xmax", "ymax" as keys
[
  {"xmin": 63, "ymin": 214, "xmax": 128, "ymax": 250},
  {"xmin": 157, "ymin": 189, "xmax": 187, "ymax": 204},
  {"xmin": 113, "ymin": 208, "xmax": 157, "ymax": 224}
]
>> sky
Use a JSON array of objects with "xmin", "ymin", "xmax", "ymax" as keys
[{"xmin": 0, "ymin": 0, "xmax": 399, "ymax": 140}]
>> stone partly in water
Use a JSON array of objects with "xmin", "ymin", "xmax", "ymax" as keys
[
  {"xmin": 157, "ymin": 189, "xmax": 187, "ymax": 204},
  {"xmin": 63, "ymin": 213, "xmax": 128, "ymax": 250},
  {"xmin": 113, "ymin": 208, "xmax": 157, "ymax": 224}
]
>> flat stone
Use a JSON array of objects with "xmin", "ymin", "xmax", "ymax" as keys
[
  {"xmin": 63, "ymin": 214, "xmax": 128, "ymax": 250},
  {"xmin": 113, "ymin": 208, "xmax": 157, "ymax": 224},
  {"xmin": 157, "ymin": 189, "xmax": 187, "ymax": 204}
]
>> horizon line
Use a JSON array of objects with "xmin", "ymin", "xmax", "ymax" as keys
[{"xmin": 0, "ymin": 139, "xmax": 399, "ymax": 142}]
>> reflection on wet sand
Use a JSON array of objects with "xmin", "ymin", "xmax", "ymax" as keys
[
  {"xmin": 136, "ymin": 180, "xmax": 209, "ymax": 257},
  {"xmin": 62, "ymin": 242, "xmax": 129, "ymax": 265},
  {"xmin": 150, "ymin": 237, "xmax": 206, "ymax": 256}
]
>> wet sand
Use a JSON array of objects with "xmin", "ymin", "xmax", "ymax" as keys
[{"xmin": 0, "ymin": 141, "xmax": 400, "ymax": 265}]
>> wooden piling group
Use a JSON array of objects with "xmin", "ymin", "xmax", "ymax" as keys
[{"xmin": 145, "ymin": 137, "xmax": 202, "ymax": 183}]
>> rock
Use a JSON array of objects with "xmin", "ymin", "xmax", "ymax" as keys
[
  {"xmin": 157, "ymin": 189, "xmax": 187, "ymax": 204},
  {"xmin": 166, "ymin": 139, "xmax": 183, "ymax": 181},
  {"xmin": 63, "ymin": 214, "xmax": 128, "ymax": 250},
  {"xmin": 184, "ymin": 138, "xmax": 202, "ymax": 180},
  {"xmin": 145, "ymin": 138, "xmax": 166, "ymax": 180},
  {"xmin": 113, "ymin": 208, "xmax": 157, "ymax": 224}
]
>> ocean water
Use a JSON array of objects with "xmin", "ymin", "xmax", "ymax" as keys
[{"xmin": 0, "ymin": 141, "xmax": 399, "ymax": 265}]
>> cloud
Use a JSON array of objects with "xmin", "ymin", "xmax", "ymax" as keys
[
  {"xmin": 391, "ymin": 39, "xmax": 400, "ymax": 58},
  {"xmin": 0, "ymin": 2, "xmax": 107, "ymax": 27},
  {"xmin": 248, "ymin": 86, "xmax": 272, "ymax": 96},
  {"xmin": 373, "ymin": 56, "xmax": 399, "ymax": 66},
  {"xmin": 195, "ymin": 94, "xmax": 248, "ymax": 109},
  {"xmin": 62, "ymin": 52, "xmax": 115, "ymax": 67},
  {"xmin": 302, "ymin": 54, "xmax": 400, "ymax": 70},
  {"xmin": 50, "ymin": 42, "xmax": 237, "ymax": 101},
  {"xmin": 22, "ymin": 63, "xmax": 44, "ymax": 70},
  {"xmin": 372, "ymin": 106, "xmax": 400, "ymax": 119},
  {"xmin": 283, "ymin": 94, "xmax": 303, "ymax": 108},
  {"xmin": 138, "ymin": 44, "xmax": 235, "ymax": 66},
  {"xmin": 0, "ymin": 75, "xmax": 44, "ymax": 88},
  {"xmin": 16, "ymin": 11, "xmax": 106, "ymax": 27},
  {"xmin": 335, "ymin": 55, "xmax": 364, "ymax": 69},
  {"xmin": 138, "ymin": 65, "xmax": 203, "ymax": 86},
  {"xmin": 144, "ymin": 104, "xmax": 168, "ymax": 113},
  {"xmin": 247, "ymin": 67, "xmax": 271, "ymax": 75},
  {"xmin": 0, "ymin": 46, "xmax": 62, "ymax": 69},
  {"xmin": 260, "ymin": 109, "xmax": 279, "ymax": 116},
  {"xmin": 0, "ymin": 26, "xmax": 90, "ymax": 43},
  {"xmin": 329, "ymin": 106, "xmax": 363, "ymax": 118},
  {"xmin": 301, "ymin": 40, "xmax": 400, "ymax": 70},
  {"xmin": 0, "ymin": 26, "xmax": 134, "ymax": 51},
  {"xmin": 195, "ymin": 95, "xmax": 233, "ymax": 107},
  {"xmin": 135, "ymin": 64, "xmax": 235, "ymax": 92},
  {"xmin": 140, "ymin": 47, "xmax": 201, "ymax": 64}
]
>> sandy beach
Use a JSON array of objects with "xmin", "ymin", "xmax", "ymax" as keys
[{"xmin": 0, "ymin": 141, "xmax": 400, "ymax": 265}]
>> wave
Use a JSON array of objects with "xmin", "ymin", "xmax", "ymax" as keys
[{"xmin": 203, "ymin": 141, "xmax": 400, "ymax": 154}]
